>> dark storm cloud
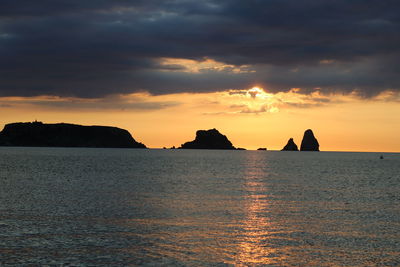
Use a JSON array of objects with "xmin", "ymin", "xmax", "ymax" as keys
[{"xmin": 0, "ymin": 0, "xmax": 399, "ymax": 97}]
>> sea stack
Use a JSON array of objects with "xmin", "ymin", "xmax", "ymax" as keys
[
  {"xmin": 300, "ymin": 129, "xmax": 319, "ymax": 151},
  {"xmin": 180, "ymin": 128, "xmax": 235, "ymax": 149},
  {"xmin": 0, "ymin": 121, "xmax": 146, "ymax": 148},
  {"xmin": 281, "ymin": 138, "xmax": 298, "ymax": 151}
]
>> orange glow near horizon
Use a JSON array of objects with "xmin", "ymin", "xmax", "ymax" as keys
[{"xmin": 0, "ymin": 88, "xmax": 399, "ymax": 152}]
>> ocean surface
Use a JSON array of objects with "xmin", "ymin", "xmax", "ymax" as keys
[{"xmin": 0, "ymin": 147, "xmax": 399, "ymax": 266}]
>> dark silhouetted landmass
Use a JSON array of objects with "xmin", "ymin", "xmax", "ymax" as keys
[
  {"xmin": 180, "ymin": 128, "xmax": 235, "ymax": 149},
  {"xmin": 300, "ymin": 129, "xmax": 319, "ymax": 151},
  {"xmin": 257, "ymin": 148, "xmax": 267, "ymax": 151},
  {"xmin": 282, "ymin": 138, "xmax": 299, "ymax": 151},
  {"xmin": 237, "ymin": 147, "xmax": 246, "ymax": 150},
  {"xmin": 0, "ymin": 121, "xmax": 146, "ymax": 148}
]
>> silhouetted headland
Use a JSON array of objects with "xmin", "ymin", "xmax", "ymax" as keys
[
  {"xmin": 257, "ymin": 148, "xmax": 267, "ymax": 151},
  {"xmin": 300, "ymin": 129, "xmax": 319, "ymax": 151},
  {"xmin": 180, "ymin": 128, "xmax": 236, "ymax": 149},
  {"xmin": 282, "ymin": 138, "xmax": 299, "ymax": 151},
  {"xmin": 0, "ymin": 121, "xmax": 146, "ymax": 148}
]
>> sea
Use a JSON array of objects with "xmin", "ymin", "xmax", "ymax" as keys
[{"xmin": 0, "ymin": 147, "xmax": 399, "ymax": 266}]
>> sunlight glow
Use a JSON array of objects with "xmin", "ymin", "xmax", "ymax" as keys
[{"xmin": 247, "ymin": 87, "xmax": 263, "ymax": 98}]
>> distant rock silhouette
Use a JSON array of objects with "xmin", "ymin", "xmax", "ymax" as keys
[
  {"xmin": 180, "ymin": 128, "xmax": 235, "ymax": 149},
  {"xmin": 257, "ymin": 148, "xmax": 267, "ymax": 151},
  {"xmin": 281, "ymin": 138, "xmax": 298, "ymax": 151},
  {"xmin": 0, "ymin": 121, "xmax": 146, "ymax": 148},
  {"xmin": 300, "ymin": 129, "xmax": 319, "ymax": 151},
  {"xmin": 237, "ymin": 147, "xmax": 246, "ymax": 150}
]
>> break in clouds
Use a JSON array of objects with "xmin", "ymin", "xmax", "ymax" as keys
[{"xmin": 0, "ymin": 0, "xmax": 399, "ymax": 98}]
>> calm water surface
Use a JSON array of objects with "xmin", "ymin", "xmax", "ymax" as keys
[{"xmin": 0, "ymin": 148, "xmax": 399, "ymax": 266}]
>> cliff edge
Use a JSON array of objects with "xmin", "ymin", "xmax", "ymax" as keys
[{"xmin": 0, "ymin": 121, "xmax": 146, "ymax": 148}]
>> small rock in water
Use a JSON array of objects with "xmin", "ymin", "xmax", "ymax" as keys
[{"xmin": 281, "ymin": 138, "xmax": 298, "ymax": 151}]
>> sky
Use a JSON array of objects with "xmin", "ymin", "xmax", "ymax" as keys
[{"xmin": 0, "ymin": 0, "xmax": 399, "ymax": 151}]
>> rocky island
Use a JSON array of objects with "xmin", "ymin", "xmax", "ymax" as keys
[
  {"xmin": 281, "ymin": 138, "xmax": 299, "ymax": 151},
  {"xmin": 300, "ymin": 129, "xmax": 319, "ymax": 151},
  {"xmin": 180, "ymin": 128, "xmax": 236, "ymax": 149},
  {"xmin": 0, "ymin": 121, "xmax": 146, "ymax": 148}
]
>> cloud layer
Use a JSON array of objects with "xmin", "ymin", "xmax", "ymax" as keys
[{"xmin": 1, "ymin": 0, "xmax": 399, "ymax": 97}]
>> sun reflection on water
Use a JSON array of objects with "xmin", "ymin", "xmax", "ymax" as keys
[{"xmin": 235, "ymin": 152, "xmax": 279, "ymax": 266}]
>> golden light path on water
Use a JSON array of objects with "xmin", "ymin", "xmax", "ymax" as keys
[
  {"xmin": 234, "ymin": 151, "xmax": 279, "ymax": 265},
  {"xmin": 114, "ymin": 151, "xmax": 297, "ymax": 266}
]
